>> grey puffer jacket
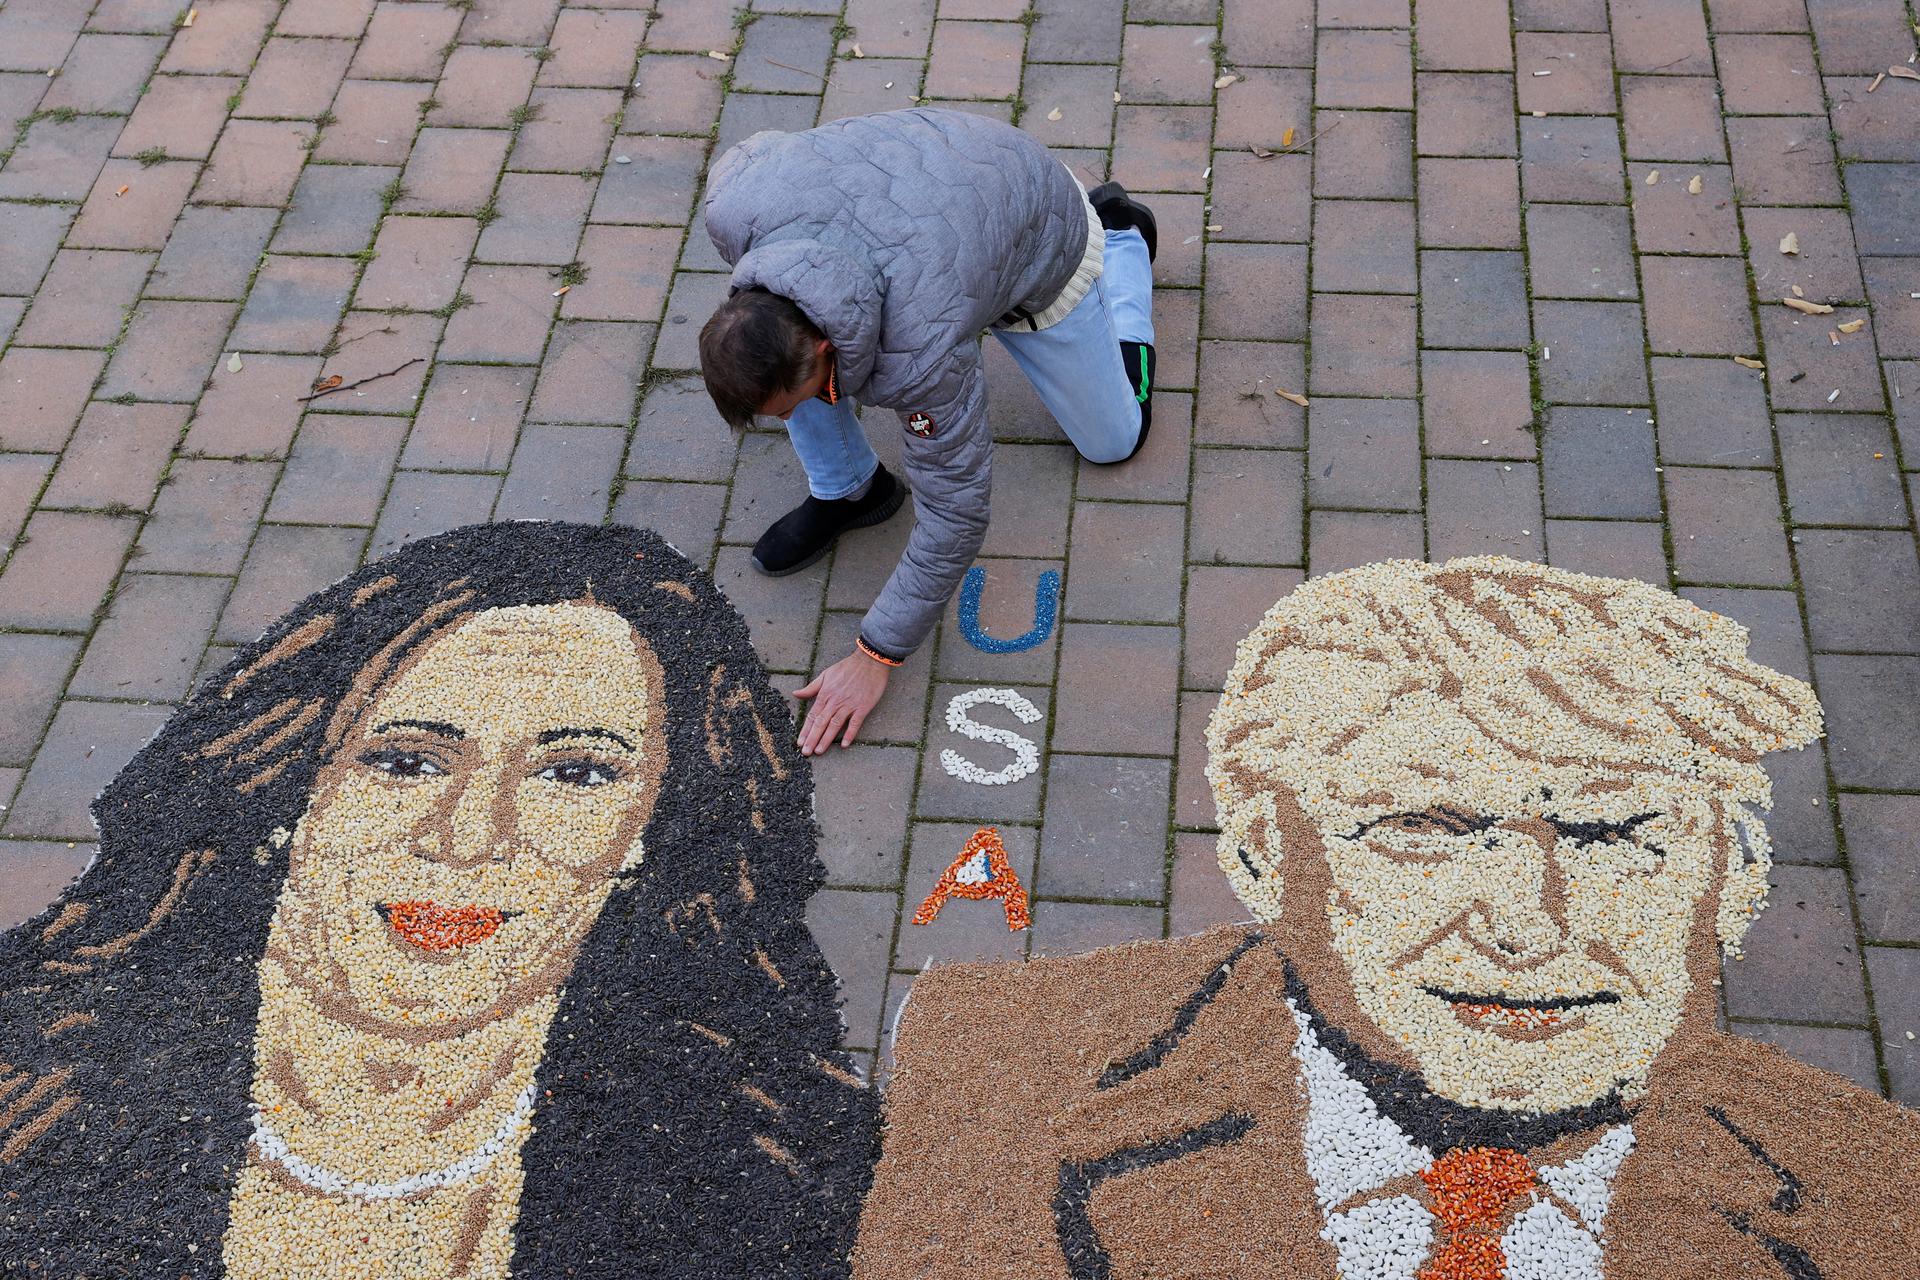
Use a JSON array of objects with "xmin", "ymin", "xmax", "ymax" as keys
[{"xmin": 703, "ymin": 108, "xmax": 1094, "ymax": 658}]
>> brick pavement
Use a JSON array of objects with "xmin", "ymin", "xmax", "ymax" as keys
[{"xmin": 0, "ymin": 0, "xmax": 1916, "ymax": 1101}]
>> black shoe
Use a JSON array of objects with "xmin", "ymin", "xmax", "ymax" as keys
[
  {"xmin": 1088, "ymin": 181, "xmax": 1157, "ymax": 262},
  {"xmin": 1118, "ymin": 341, "xmax": 1155, "ymax": 462},
  {"xmin": 751, "ymin": 464, "xmax": 907, "ymax": 576}
]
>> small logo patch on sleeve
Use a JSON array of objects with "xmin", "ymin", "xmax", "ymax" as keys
[{"xmin": 906, "ymin": 411, "xmax": 937, "ymax": 438}]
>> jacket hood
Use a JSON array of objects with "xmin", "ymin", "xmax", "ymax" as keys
[{"xmin": 728, "ymin": 236, "xmax": 886, "ymax": 395}]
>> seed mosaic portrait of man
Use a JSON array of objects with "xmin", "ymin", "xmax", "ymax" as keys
[
  {"xmin": 0, "ymin": 522, "xmax": 878, "ymax": 1279},
  {"xmin": 856, "ymin": 557, "xmax": 1920, "ymax": 1280}
]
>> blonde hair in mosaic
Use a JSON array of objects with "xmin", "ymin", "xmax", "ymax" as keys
[{"xmin": 1206, "ymin": 556, "xmax": 1824, "ymax": 953}]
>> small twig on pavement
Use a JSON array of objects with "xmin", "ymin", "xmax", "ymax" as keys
[
  {"xmin": 299, "ymin": 357, "xmax": 423, "ymax": 402},
  {"xmin": 764, "ymin": 58, "xmax": 826, "ymax": 82}
]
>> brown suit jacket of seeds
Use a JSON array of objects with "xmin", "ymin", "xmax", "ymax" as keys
[{"xmin": 852, "ymin": 926, "xmax": 1920, "ymax": 1280}]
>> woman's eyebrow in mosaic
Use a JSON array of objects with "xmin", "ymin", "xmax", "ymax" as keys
[
  {"xmin": 537, "ymin": 726, "xmax": 637, "ymax": 751},
  {"xmin": 373, "ymin": 718, "xmax": 465, "ymax": 739}
]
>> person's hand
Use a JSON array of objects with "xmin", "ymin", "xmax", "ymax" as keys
[{"xmin": 794, "ymin": 649, "xmax": 891, "ymax": 755}]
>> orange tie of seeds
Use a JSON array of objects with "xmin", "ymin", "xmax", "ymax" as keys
[
  {"xmin": 1417, "ymin": 1146, "xmax": 1537, "ymax": 1280},
  {"xmin": 385, "ymin": 901, "xmax": 508, "ymax": 951},
  {"xmin": 910, "ymin": 827, "xmax": 1031, "ymax": 931}
]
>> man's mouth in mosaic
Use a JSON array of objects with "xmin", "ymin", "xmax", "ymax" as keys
[
  {"xmin": 1421, "ymin": 985, "xmax": 1622, "ymax": 1038},
  {"xmin": 373, "ymin": 900, "xmax": 524, "ymax": 953}
]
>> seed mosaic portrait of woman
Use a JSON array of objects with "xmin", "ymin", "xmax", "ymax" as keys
[{"xmin": 0, "ymin": 522, "xmax": 879, "ymax": 1279}]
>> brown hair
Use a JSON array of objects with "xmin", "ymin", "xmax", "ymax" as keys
[{"xmin": 697, "ymin": 287, "xmax": 826, "ymax": 430}]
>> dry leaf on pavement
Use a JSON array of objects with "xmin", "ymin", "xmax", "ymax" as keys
[
  {"xmin": 1733, "ymin": 356, "xmax": 1766, "ymax": 370},
  {"xmin": 311, "ymin": 374, "xmax": 343, "ymax": 393},
  {"xmin": 1838, "ymin": 319, "xmax": 1866, "ymax": 334},
  {"xmin": 1274, "ymin": 389, "xmax": 1309, "ymax": 408},
  {"xmin": 1783, "ymin": 297, "xmax": 1835, "ymax": 315},
  {"xmin": 1686, "ymin": 174, "xmax": 1703, "ymax": 194},
  {"xmin": 1046, "ymin": 107, "xmax": 1062, "ymax": 121},
  {"xmin": 1779, "ymin": 232, "xmax": 1799, "ymax": 255}
]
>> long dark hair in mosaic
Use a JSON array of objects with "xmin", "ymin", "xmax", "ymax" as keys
[{"xmin": 0, "ymin": 521, "xmax": 879, "ymax": 1278}]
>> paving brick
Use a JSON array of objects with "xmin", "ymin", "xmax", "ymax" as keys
[
  {"xmin": 1077, "ymin": 388, "xmax": 1192, "ymax": 503},
  {"xmin": 803, "ymin": 610, "xmax": 925, "ymax": 744},
  {"xmin": 1805, "ymin": 0, "xmax": 1917, "ymax": 75},
  {"xmin": 0, "ymin": 348, "xmax": 106, "ymax": 452},
  {"xmin": 367, "ymin": 470, "xmax": 502, "ymax": 558},
  {"xmin": 1310, "ymin": 292, "xmax": 1418, "ymax": 396},
  {"xmin": 179, "ymin": 353, "xmax": 320, "ymax": 458},
  {"xmin": 1797, "ymin": 528, "xmax": 1920, "ymax": 653},
  {"xmin": 100, "ymin": 300, "xmax": 237, "ymax": 403},
  {"xmin": 1519, "ymin": 116, "xmax": 1624, "ymax": 203},
  {"xmin": 406, "ymin": 360, "xmax": 538, "ymax": 472},
  {"xmin": 528, "ymin": 320, "xmax": 650, "ymax": 425},
  {"xmin": 40, "ymin": 401, "xmax": 185, "ymax": 511},
  {"xmin": 1544, "ymin": 519, "xmax": 1670, "ymax": 583},
  {"xmin": 1831, "ymin": 73, "xmax": 1920, "ymax": 163},
  {"xmin": 1171, "ymin": 831, "xmax": 1254, "ymax": 937},
  {"xmin": 156, "ymin": 0, "xmax": 273, "ymax": 74},
  {"xmin": 0, "ymin": 453, "xmax": 50, "ymax": 548},
  {"xmin": 1621, "ymin": 77, "xmax": 1727, "ymax": 163},
  {"xmin": 1759, "ymin": 307, "xmax": 1884, "ymax": 411},
  {"xmin": 1417, "ymin": 157, "xmax": 1521, "ymax": 249},
  {"xmin": 509, "ymin": 87, "xmax": 620, "ymax": 172},
  {"xmin": 1651, "ymin": 357, "xmax": 1776, "ymax": 467},
  {"xmin": 1610, "ymin": 0, "xmax": 1713, "ymax": 72},
  {"xmin": 43, "ymin": 32, "xmax": 165, "ymax": 112},
  {"xmin": 1202, "ymin": 243, "xmax": 1308, "ymax": 341},
  {"xmin": 220, "ymin": 524, "xmax": 366, "ymax": 642},
  {"xmin": 709, "ymin": 543, "xmax": 827, "ymax": 673},
  {"xmin": 1415, "ymin": 72, "xmax": 1515, "ymax": 157},
  {"xmin": 1716, "ymin": 35, "xmax": 1823, "ymax": 115},
  {"xmin": 1421, "ymin": 250, "xmax": 1531, "ymax": 349},
  {"xmin": 1425, "ymin": 459, "xmax": 1546, "ymax": 561},
  {"xmin": 623, "ymin": 55, "xmax": 725, "ymax": 136},
  {"xmin": 804, "ymin": 888, "xmax": 895, "ymax": 1048},
  {"xmin": 640, "ymin": 0, "xmax": 735, "ymax": 52},
  {"xmin": 1203, "ymin": 153, "xmax": 1309, "ymax": 248},
  {"xmin": 306, "ymin": 312, "xmax": 441, "ymax": 415},
  {"xmin": 350, "ymin": 2, "xmax": 462, "ymax": 80},
  {"xmin": 651, "ymin": 271, "xmax": 731, "ymax": 368},
  {"xmin": 0, "ymin": 634, "xmax": 82, "ymax": 763},
  {"xmin": 841, "ymin": 0, "xmax": 937, "ymax": 58},
  {"xmin": 609, "ymin": 480, "xmax": 727, "ymax": 569},
  {"xmin": 1410, "ymin": 0, "xmax": 1511, "ymax": 71},
  {"xmin": 1173, "ymin": 691, "xmax": 1218, "ymax": 828},
  {"xmin": 555, "ymin": 225, "xmax": 675, "ymax": 323},
  {"xmin": 1419, "ymin": 350, "xmax": 1537, "ymax": 460},
  {"xmin": 1065, "ymin": 501, "xmax": 1185, "ymax": 622},
  {"xmin": 1706, "ymin": 0, "xmax": 1809, "ymax": 30},
  {"xmin": 1318, "ymin": 0, "xmax": 1410, "ymax": 24},
  {"xmin": 1019, "ymin": 64, "xmax": 1119, "ymax": 149},
  {"xmin": 824, "ymin": 507, "xmax": 914, "ymax": 612},
  {"xmin": 1839, "ymin": 794, "xmax": 1920, "ymax": 941},
  {"xmin": 1304, "ymin": 112, "xmax": 1413, "ymax": 203},
  {"xmin": 1665, "ymin": 466, "xmax": 1792, "ymax": 585},
  {"xmin": 0, "ymin": 0, "xmax": 90, "ymax": 71},
  {"xmin": 237, "ymin": 36, "xmax": 355, "ymax": 119},
  {"xmin": 818, "ymin": 55, "xmax": 922, "ymax": 123},
  {"xmin": 1182, "ymin": 566, "xmax": 1302, "ymax": 691},
  {"xmin": 438, "ymin": 264, "xmax": 558, "ymax": 364},
  {"xmin": 614, "ymin": 375, "xmax": 736, "ymax": 483},
  {"xmin": 1031, "ymin": 901, "xmax": 1164, "ymax": 954},
  {"xmin": 67, "ymin": 159, "xmax": 197, "ymax": 252},
  {"xmin": 1722, "ymin": 865, "xmax": 1867, "ymax": 1023},
  {"xmin": 0, "ymin": 203, "xmax": 73, "ymax": 296},
  {"xmin": 895, "ymin": 824, "xmax": 1037, "ymax": 966},
  {"xmin": 1120, "ymin": 23, "xmax": 1216, "ymax": 105},
  {"xmin": 1680, "ymin": 587, "xmax": 1809, "ymax": 682},
  {"xmin": 1139, "ymin": 193, "xmax": 1205, "ymax": 288},
  {"xmin": 430, "ymin": 45, "xmax": 539, "ymax": 128},
  {"xmin": 934, "ymin": 557, "xmax": 1064, "ymax": 688},
  {"xmin": 1189, "ymin": 448, "xmax": 1305, "ymax": 565},
  {"xmin": 925, "ymin": 20, "xmax": 1025, "ymax": 99},
  {"xmin": 0, "ymin": 114, "xmax": 120, "ymax": 202},
  {"xmin": 1735, "ymin": 1024, "xmax": 1882, "ymax": 1096},
  {"xmin": 1312, "ymin": 201, "xmax": 1416, "ymax": 293},
  {"xmin": 1641, "ymin": 256, "xmax": 1755, "ymax": 355},
  {"xmin": 0, "ymin": 511, "xmax": 136, "ymax": 631},
  {"xmin": 1053, "ymin": 622, "xmax": 1180, "ymax": 756},
  {"xmin": 0, "ymin": 301, "xmax": 23, "ymax": 349},
  {"xmin": 135, "ymin": 458, "xmax": 278, "ymax": 574},
  {"xmin": 2, "ymin": 701, "xmax": 170, "ymax": 840},
  {"xmin": 1526, "ymin": 204, "xmax": 1636, "ymax": 299},
  {"xmin": 1112, "ymin": 104, "xmax": 1214, "ymax": 192},
  {"xmin": 1818, "ymin": 653, "xmax": 1920, "ymax": 789},
  {"xmin": 1629, "ymin": 163, "xmax": 1741, "ymax": 253},
  {"xmin": 228, "ymin": 255, "xmax": 358, "ymax": 354},
  {"xmin": 1742, "ymin": 208, "xmax": 1864, "ymax": 306},
  {"xmin": 591, "ymin": 134, "xmax": 705, "ymax": 226},
  {"xmin": 396, "ymin": 127, "xmax": 512, "ymax": 215},
  {"xmin": 1894, "ymin": 361, "xmax": 1920, "ymax": 459},
  {"xmin": 70, "ymin": 572, "xmax": 228, "ymax": 700},
  {"xmin": 1541, "ymin": 407, "xmax": 1662, "ymax": 518},
  {"xmin": 194, "ymin": 120, "xmax": 311, "ymax": 207},
  {"xmin": 1726, "ymin": 117, "xmax": 1843, "ymax": 207},
  {"xmin": 714, "ymin": 89, "xmax": 823, "ymax": 159},
  {"xmin": 733, "ymin": 13, "xmax": 836, "ymax": 94},
  {"xmin": 1777, "ymin": 413, "xmax": 1907, "ymax": 526},
  {"xmin": 1037, "ymin": 753, "xmax": 1170, "ymax": 900},
  {"xmin": 269, "ymin": 413, "xmax": 407, "ymax": 525},
  {"xmin": 473, "ymin": 172, "xmax": 594, "ymax": 265},
  {"xmin": 1221, "ymin": 0, "xmax": 1312, "ymax": 66},
  {"xmin": 1843, "ymin": 163, "xmax": 1920, "ymax": 256},
  {"xmin": 356, "ymin": 216, "xmax": 478, "ymax": 311},
  {"xmin": 15, "ymin": 249, "xmax": 150, "ymax": 349},
  {"xmin": 0, "ymin": 836, "xmax": 89, "ymax": 927},
  {"xmin": 113, "ymin": 74, "xmax": 238, "ymax": 161},
  {"xmin": 1754, "ymin": 737, "xmax": 1837, "ymax": 854},
  {"xmin": 1514, "ymin": 32, "xmax": 1615, "ymax": 114},
  {"xmin": 494, "ymin": 423, "xmax": 623, "ymax": 521},
  {"xmin": 315, "ymin": 79, "xmax": 434, "ymax": 165},
  {"xmin": 278, "ymin": 0, "xmax": 377, "ymax": 39},
  {"xmin": 1153, "ymin": 288, "xmax": 1200, "ymax": 388},
  {"xmin": 1308, "ymin": 397, "xmax": 1420, "ymax": 509},
  {"xmin": 1533, "ymin": 300, "xmax": 1649, "ymax": 403},
  {"xmin": 272, "ymin": 165, "xmax": 396, "ymax": 256},
  {"xmin": 1864, "ymin": 258, "xmax": 1920, "ymax": 357}
]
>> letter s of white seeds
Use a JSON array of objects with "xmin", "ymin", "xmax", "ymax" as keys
[{"xmin": 939, "ymin": 687, "xmax": 1043, "ymax": 786}]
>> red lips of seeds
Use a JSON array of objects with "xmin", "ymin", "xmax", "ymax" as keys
[{"xmin": 384, "ymin": 901, "xmax": 508, "ymax": 951}]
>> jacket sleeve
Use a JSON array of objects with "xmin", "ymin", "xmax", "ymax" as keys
[{"xmin": 857, "ymin": 343, "xmax": 991, "ymax": 659}]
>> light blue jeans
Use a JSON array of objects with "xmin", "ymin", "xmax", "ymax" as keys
[{"xmin": 785, "ymin": 229, "xmax": 1156, "ymax": 498}]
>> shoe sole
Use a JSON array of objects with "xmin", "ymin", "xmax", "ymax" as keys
[
  {"xmin": 1088, "ymin": 182, "xmax": 1157, "ymax": 262},
  {"xmin": 752, "ymin": 479, "xmax": 908, "ymax": 578}
]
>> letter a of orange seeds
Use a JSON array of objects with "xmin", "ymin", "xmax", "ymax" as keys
[{"xmin": 911, "ymin": 827, "xmax": 1031, "ymax": 931}]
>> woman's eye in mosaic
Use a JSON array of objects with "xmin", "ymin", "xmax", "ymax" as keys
[
  {"xmin": 536, "ymin": 759, "xmax": 623, "ymax": 788},
  {"xmin": 358, "ymin": 749, "xmax": 446, "ymax": 780}
]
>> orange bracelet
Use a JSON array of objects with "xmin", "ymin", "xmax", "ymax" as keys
[{"xmin": 855, "ymin": 637, "xmax": 903, "ymax": 668}]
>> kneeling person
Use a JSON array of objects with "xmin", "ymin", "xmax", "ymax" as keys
[{"xmin": 698, "ymin": 108, "xmax": 1157, "ymax": 754}]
